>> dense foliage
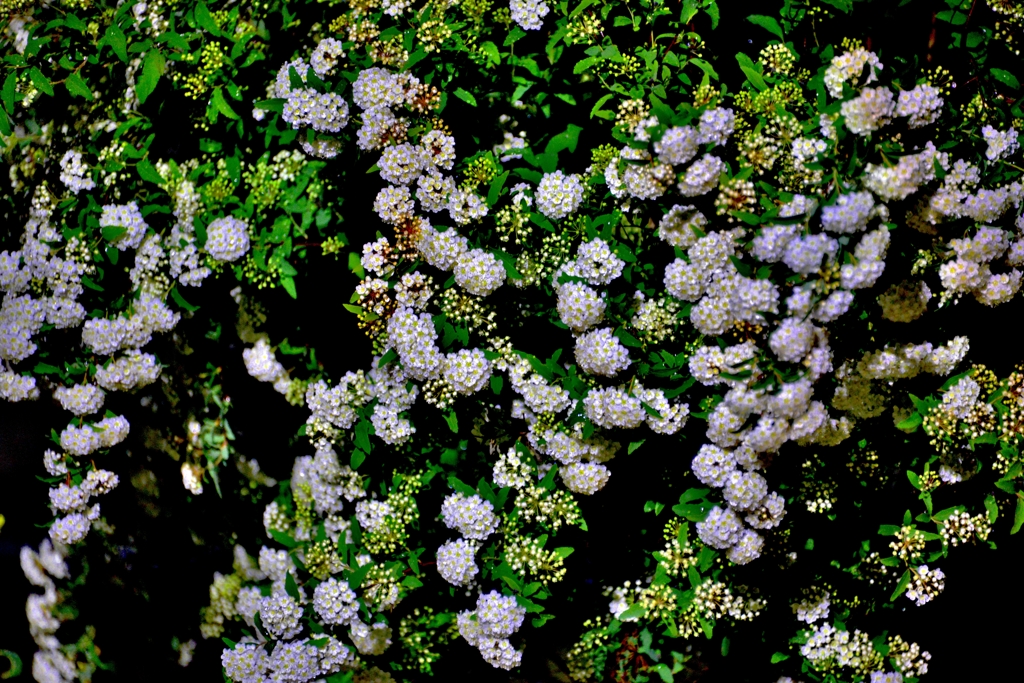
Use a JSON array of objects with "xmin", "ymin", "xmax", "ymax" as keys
[{"xmin": 3, "ymin": 0, "xmax": 1024, "ymax": 681}]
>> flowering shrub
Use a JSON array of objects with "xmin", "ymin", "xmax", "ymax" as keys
[{"xmin": 3, "ymin": 0, "xmax": 1024, "ymax": 681}]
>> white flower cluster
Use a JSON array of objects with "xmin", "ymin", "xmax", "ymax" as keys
[
  {"xmin": 205, "ymin": 216, "xmax": 251, "ymax": 262},
  {"xmin": 310, "ymin": 38, "xmax": 345, "ymax": 78},
  {"xmin": 47, "ymin": 469, "xmax": 119, "ymax": 545},
  {"xmin": 313, "ymin": 577, "xmax": 359, "ymax": 625},
  {"xmin": 982, "ymin": 125, "xmax": 1019, "ymax": 161},
  {"xmin": 443, "ymin": 348, "xmax": 492, "ymax": 394},
  {"xmin": 905, "ymin": 565, "xmax": 946, "ymax": 606},
  {"xmin": 59, "ymin": 415, "xmax": 129, "ymax": 457},
  {"xmin": 243, "ymin": 338, "xmax": 292, "ymax": 395},
  {"xmin": 21, "ymin": 539, "xmax": 81, "ymax": 680},
  {"xmin": 535, "ymin": 170, "xmax": 584, "ymax": 220},
  {"xmin": 293, "ymin": 447, "xmax": 366, "ymax": 518},
  {"xmin": 59, "ymin": 150, "xmax": 96, "ymax": 194},
  {"xmin": 824, "ymin": 47, "xmax": 882, "ymax": 97},
  {"xmin": 0, "ymin": 370, "xmax": 39, "ymax": 402},
  {"xmin": 657, "ymin": 204, "xmax": 706, "ymax": 247},
  {"xmin": 436, "ymin": 538, "xmax": 479, "ymax": 586},
  {"xmin": 492, "ymin": 447, "xmax": 533, "ymax": 489},
  {"xmin": 80, "ymin": 292, "xmax": 179, "ymax": 355},
  {"xmin": 574, "ymin": 327, "xmax": 630, "ymax": 377},
  {"xmin": 791, "ymin": 588, "xmax": 831, "ymax": 623},
  {"xmin": 556, "ymin": 282, "xmax": 605, "ymax": 331},
  {"xmin": 895, "ymin": 83, "xmax": 943, "ymax": 128},
  {"xmin": 99, "ymin": 202, "xmax": 148, "ymax": 251},
  {"xmin": 841, "ymin": 86, "xmax": 895, "ymax": 135},
  {"xmin": 387, "ymin": 306, "xmax": 443, "ymax": 381},
  {"xmin": 697, "ymin": 107, "xmax": 736, "ymax": 146},
  {"xmin": 274, "ymin": 60, "xmax": 350, "ymax": 157},
  {"xmin": 925, "ymin": 156, "xmax": 1024, "ymax": 224},
  {"xmin": 605, "ymin": 108, "xmax": 734, "ymax": 203},
  {"xmin": 441, "ymin": 492, "xmax": 499, "ymax": 540},
  {"xmin": 222, "ymin": 636, "xmax": 354, "ymax": 683},
  {"xmin": 937, "ymin": 224, "xmax": 1024, "ymax": 305},
  {"xmin": 560, "ymin": 461, "xmax": 611, "ymax": 495},
  {"xmin": 683, "ymin": 330, "xmax": 851, "ymax": 563},
  {"xmin": 856, "ymin": 336, "xmax": 969, "ymax": 380},
  {"xmin": 94, "ymin": 350, "xmax": 162, "ymax": 391},
  {"xmin": 509, "ymin": 0, "xmax": 550, "ymax": 31},
  {"xmin": 454, "ymin": 249, "xmax": 505, "ymax": 296},
  {"xmin": 863, "ymin": 142, "xmax": 940, "ymax": 201},
  {"xmin": 305, "ymin": 371, "xmax": 371, "ymax": 431},
  {"xmin": 458, "ymin": 591, "xmax": 526, "ymax": 669}
]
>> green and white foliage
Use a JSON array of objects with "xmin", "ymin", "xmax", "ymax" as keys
[{"xmin": 4, "ymin": 0, "xmax": 1024, "ymax": 681}]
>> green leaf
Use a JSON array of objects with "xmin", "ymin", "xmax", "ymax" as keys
[
  {"xmin": 156, "ymin": 30, "xmax": 191, "ymax": 51},
  {"xmin": 103, "ymin": 24, "xmax": 128, "ymax": 62},
  {"xmin": 477, "ymin": 478, "xmax": 497, "ymax": 505},
  {"xmin": 347, "ymin": 561, "xmax": 373, "ymax": 589},
  {"xmin": 897, "ymin": 411, "xmax": 923, "ymax": 432},
  {"xmin": 628, "ymin": 440, "xmax": 646, "ymax": 454},
  {"xmin": 401, "ymin": 574, "xmax": 424, "ymax": 589},
  {"xmin": 2, "ymin": 73, "xmax": 16, "ymax": 114},
  {"xmin": 569, "ymin": 0, "xmax": 600, "ymax": 19},
  {"xmin": 818, "ymin": 0, "xmax": 852, "ymax": 12},
  {"xmin": 354, "ymin": 419, "xmax": 373, "ymax": 453},
  {"xmin": 890, "ymin": 569, "xmax": 912, "ymax": 600},
  {"xmin": 614, "ymin": 328, "xmax": 642, "ymax": 348},
  {"xmin": 698, "ymin": 546, "xmax": 716, "ymax": 572},
  {"xmin": 504, "ymin": 26, "xmax": 527, "ymax": 46},
  {"xmin": 703, "ymin": 0, "xmax": 720, "ymax": 27},
  {"xmin": 137, "ymin": 159, "xmax": 165, "ymax": 185},
  {"xmin": 195, "ymin": 2, "xmax": 222, "ymax": 36},
  {"xmin": 281, "ymin": 276, "xmax": 297, "ymax": 299},
  {"xmin": 136, "ymin": 50, "xmax": 167, "ymax": 104},
  {"xmin": 444, "ymin": 410, "xmax": 458, "ymax": 433},
  {"xmin": 516, "ymin": 595, "xmax": 545, "ymax": 613},
  {"xmin": 490, "ymin": 375, "xmax": 503, "ymax": 394},
  {"xmin": 545, "ymin": 124, "xmax": 584, "ymax": 156},
  {"xmin": 618, "ymin": 603, "xmax": 646, "ymax": 621},
  {"xmin": 211, "ymin": 87, "xmax": 240, "ymax": 119},
  {"xmin": 350, "ymin": 449, "xmax": 366, "ymax": 470},
  {"xmin": 29, "ymin": 68, "xmax": 53, "ymax": 97},
  {"xmin": 479, "ymin": 41, "xmax": 501, "ymax": 66},
  {"xmin": 81, "ymin": 277, "xmax": 104, "ymax": 292},
  {"xmin": 590, "ymin": 93, "xmax": 614, "ymax": 119},
  {"xmin": 1012, "ymin": 496, "xmax": 1024, "ymax": 535},
  {"xmin": 284, "ymin": 572, "xmax": 300, "ymax": 600},
  {"xmin": 170, "ymin": 286, "xmax": 200, "ymax": 312},
  {"xmin": 907, "ymin": 471, "xmax": 922, "ymax": 490},
  {"xmin": 33, "ymin": 363, "xmax": 59, "ymax": 374},
  {"xmin": 269, "ymin": 529, "xmax": 298, "ymax": 548},
  {"xmin": 65, "ymin": 72, "xmax": 94, "ymax": 101},
  {"xmin": 553, "ymin": 547, "xmax": 574, "ymax": 559},
  {"xmin": 987, "ymin": 69, "xmax": 1019, "ymax": 89},
  {"xmin": 452, "ymin": 88, "xmax": 477, "ymax": 106},
  {"xmin": 487, "ymin": 171, "xmax": 509, "ymax": 206},
  {"xmin": 574, "ymin": 57, "xmax": 601, "ymax": 75},
  {"xmin": 448, "ymin": 476, "xmax": 477, "ymax": 498},
  {"xmin": 746, "ymin": 14, "xmax": 784, "ymax": 40},
  {"xmin": 649, "ymin": 663, "xmax": 674, "ymax": 683},
  {"xmin": 101, "ymin": 226, "xmax": 128, "ymax": 242},
  {"xmin": 770, "ymin": 652, "xmax": 789, "ymax": 664},
  {"xmin": 738, "ymin": 64, "xmax": 767, "ymax": 91},
  {"xmin": 985, "ymin": 494, "xmax": 999, "ymax": 524},
  {"xmin": 254, "ymin": 98, "xmax": 285, "ymax": 113}
]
